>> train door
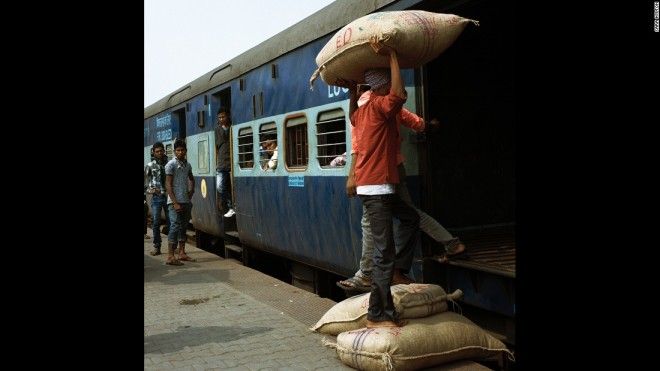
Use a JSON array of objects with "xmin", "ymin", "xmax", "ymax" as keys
[
  {"xmin": 419, "ymin": 0, "xmax": 515, "ymax": 232},
  {"xmin": 210, "ymin": 88, "xmax": 233, "ymax": 225},
  {"xmin": 417, "ymin": 0, "xmax": 516, "ymax": 344}
]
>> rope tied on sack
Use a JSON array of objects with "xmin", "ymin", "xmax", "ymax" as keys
[
  {"xmin": 382, "ymin": 352, "xmax": 394, "ymax": 371},
  {"xmin": 321, "ymin": 337, "xmax": 337, "ymax": 349},
  {"xmin": 327, "ymin": 335, "xmax": 397, "ymax": 370},
  {"xmin": 447, "ymin": 289, "xmax": 463, "ymax": 315}
]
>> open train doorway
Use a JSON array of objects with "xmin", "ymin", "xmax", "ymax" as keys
[
  {"xmin": 417, "ymin": 0, "xmax": 516, "ymax": 344},
  {"xmin": 210, "ymin": 88, "xmax": 235, "ymax": 227},
  {"xmin": 417, "ymin": 0, "xmax": 515, "ymax": 230}
]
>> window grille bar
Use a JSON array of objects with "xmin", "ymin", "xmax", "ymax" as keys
[{"xmin": 316, "ymin": 130, "xmax": 346, "ymax": 136}]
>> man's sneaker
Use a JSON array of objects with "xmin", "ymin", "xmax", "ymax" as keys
[{"xmin": 223, "ymin": 209, "xmax": 236, "ymax": 218}]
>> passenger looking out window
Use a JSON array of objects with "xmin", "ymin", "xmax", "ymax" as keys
[{"xmin": 262, "ymin": 139, "xmax": 278, "ymax": 170}]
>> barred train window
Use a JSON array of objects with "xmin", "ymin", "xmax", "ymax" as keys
[
  {"xmin": 259, "ymin": 122, "xmax": 277, "ymax": 171},
  {"xmin": 237, "ymin": 127, "xmax": 254, "ymax": 169},
  {"xmin": 285, "ymin": 115, "xmax": 308, "ymax": 169},
  {"xmin": 316, "ymin": 108, "xmax": 346, "ymax": 167}
]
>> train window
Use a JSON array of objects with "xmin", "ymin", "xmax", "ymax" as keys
[
  {"xmin": 285, "ymin": 115, "xmax": 308, "ymax": 170},
  {"xmin": 258, "ymin": 122, "xmax": 278, "ymax": 171},
  {"xmin": 197, "ymin": 139, "xmax": 209, "ymax": 174},
  {"xmin": 237, "ymin": 127, "xmax": 254, "ymax": 169},
  {"xmin": 316, "ymin": 109, "xmax": 346, "ymax": 168},
  {"xmin": 197, "ymin": 110, "xmax": 205, "ymax": 128}
]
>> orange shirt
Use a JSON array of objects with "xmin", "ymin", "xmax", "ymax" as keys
[
  {"xmin": 352, "ymin": 91, "xmax": 425, "ymax": 165},
  {"xmin": 350, "ymin": 91, "xmax": 405, "ymax": 186}
]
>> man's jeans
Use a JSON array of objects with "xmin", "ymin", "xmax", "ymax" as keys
[
  {"xmin": 360, "ymin": 193, "xmax": 419, "ymax": 322},
  {"xmin": 150, "ymin": 194, "xmax": 169, "ymax": 248},
  {"xmin": 216, "ymin": 169, "xmax": 232, "ymax": 211},
  {"xmin": 168, "ymin": 202, "xmax": 192, "ymax": 244}
]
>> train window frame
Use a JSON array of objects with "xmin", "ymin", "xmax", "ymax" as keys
[
  {"xmin": 258, "ymin": 122, "xmax": 278, "ymax": 172},
  {"xmin": 197, "ymin": 138, "xmax": 210, "ymax": 174},
  {"xmin": 237, "ymin": 127, "xmax": 254, "ymax": 169},
  {"xmin": 316, "ymin": 108, "xmax": 347, "ymax": 168},
  {"xmin": 284, "ymin": 114, "xmax": 308, "ymax": 171}
]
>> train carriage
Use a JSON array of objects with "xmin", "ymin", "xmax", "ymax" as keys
[{"xmin": 145, "ymin": 0, "xmax": 515, "ymax": 345}]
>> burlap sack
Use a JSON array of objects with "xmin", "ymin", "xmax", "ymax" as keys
[
  {"xmin": 310, "ymin": 10, "xmax": 478, "ymax": 88},
  {"xmin": 311, "ymin": 284, "xmax": 462, "ymax": 335},
  {"xmin": 324, "ymin": 311, "xmax": 513, "ymax": 371}
]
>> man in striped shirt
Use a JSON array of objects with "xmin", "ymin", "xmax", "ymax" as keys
[{"xmin": 144, "ymin": 142, "xmax": 170, "ymax": 255}]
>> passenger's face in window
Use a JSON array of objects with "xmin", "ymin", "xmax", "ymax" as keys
[{"xmin": 217, "ymin": 113, "xmax": 229, "ymax": 127}]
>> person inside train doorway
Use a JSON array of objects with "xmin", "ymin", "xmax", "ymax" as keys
[
  {"xmin": 349, "ymin": 39, "xmax": 420, "ymax": 328},
  {"xmin": 144, "ymin": 141, "xmax": 170, "ymax": 255},
  {"xmin": 165, "ymin": 138, "xmax": 196, "ymax": 265},
  {"xmin": 215, "ymin": 107, "xmax": 235, "ymax": 218}
]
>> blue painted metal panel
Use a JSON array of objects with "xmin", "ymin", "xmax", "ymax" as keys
[
  {"xmin": 185, "ymin": 96, "xmax": 210, "ymax": 137},
  {"xmin": 233, "ymin": 175, "xmax": 362, "ymax": 276}
]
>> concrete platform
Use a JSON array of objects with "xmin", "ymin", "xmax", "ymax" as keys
[{"xmin": 144, "ymin": 230, "xmax": 493, "ymax": 370}]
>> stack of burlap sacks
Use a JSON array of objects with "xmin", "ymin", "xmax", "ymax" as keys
[
  {"xmin": 309, "ymin": 10, "xmax": 479, "ymax": 88},
  {"xmin": 311, "ymin": 283, "xmax": 513, "ymax": 370}
]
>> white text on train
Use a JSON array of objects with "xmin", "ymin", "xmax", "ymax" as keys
[{"xmin": 327, "ymin": 86, "xmax": 349, "ymax": 98}]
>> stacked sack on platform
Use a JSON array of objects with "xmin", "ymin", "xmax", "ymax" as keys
[
  {"xmin": 312, "ymin": 284, "xmax": 513, "ymax": 370},
  {"xmin": 309, "ymin": 10, "xmax": 479, "ymax": 88},
  {"xmin": 312, "ymin": 284, "xmax": 461, "ymax": 335}
]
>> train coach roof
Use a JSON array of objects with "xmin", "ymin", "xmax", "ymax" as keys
[{"xmin": 145, "ymin": 0, "xmax": 401, "ymax": 119}]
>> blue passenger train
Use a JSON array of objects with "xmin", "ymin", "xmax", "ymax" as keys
[{"xmin": 145, "ymin": 0, "xmax": 516, "ymax": 345}]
